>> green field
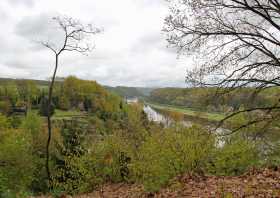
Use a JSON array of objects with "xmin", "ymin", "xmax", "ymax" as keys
[
  {"xmin": 146, "ymin": 102, "xmax": 225, "ymax": 122},
  {"xmin": 30, "ymin": 109, "xmax": 84, "ymax": 120},
  {"xmin": 53, "ymin": 110, "xmax": 85, "ymax": 119}
]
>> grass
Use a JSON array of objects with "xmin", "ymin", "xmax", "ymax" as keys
[
  {"xmin": 53, "ymin": 110, "xmax": 84, "ymax": 119},
  {"xmin": 146, "ymin": 102, "xmax": 225, "ymax": 122},
  {"xmin": 30, "ymin": 109, "xmax": 84, "ymax": 120}
]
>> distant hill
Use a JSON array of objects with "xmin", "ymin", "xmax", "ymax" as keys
[
  {"xmin": 0, "ymin": 77, "xmax": 157, "ymax": 98},
  {"xmin": 105, "ymin": 86, "xmax": 155, "ymax": 98},
  {"xmin": 0, "ymin": 78, "xmax": 49, "ymax": 87}
]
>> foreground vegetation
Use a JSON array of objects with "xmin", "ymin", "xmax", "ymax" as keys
[{"xmin": 0, "ymin": 77, "xmax": 279, "ymax": 197}]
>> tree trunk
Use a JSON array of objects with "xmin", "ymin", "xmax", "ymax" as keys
[{"xmin": 46, "ymin": 54, "xmax": 59, "ymax": 187}]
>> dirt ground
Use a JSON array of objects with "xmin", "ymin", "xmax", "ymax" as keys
[{"xmin": 35, "ymin": 168, "xmax": 280, "ymax": 198}]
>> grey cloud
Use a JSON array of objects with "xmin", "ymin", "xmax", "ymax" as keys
[
  {"xmin": 15, "ymin": 14, "xmax": 51, "ymax": 38},
  {"xmin": 130, "ymin": 32, "xmax": 177, "ymax": 55},
  {"xmin": 0, "ymin": 0, "xmax": 189, "ymax": 87},
  {"xmin": 0, "ymin": 8, "xmax": 8, "ymax": 19},
  {"xmin": 4, "ymin": 60, "xmax": 28, "ymax": 69},
  {"xmin": 15, "ymin": 13, "xmax": 65, "ymax": 50},
  {"xmin": 8, "ymin": 0, "xmax": 34, "ymax": 7}
]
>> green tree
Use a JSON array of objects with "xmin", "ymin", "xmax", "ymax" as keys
[
  {"xmin": 52, "ymin": 120, "xmax": 91, "ymax": 194},
  {"xmin": 58, "ymin": 94, "xmax": 71, "ymax": 110},
  {"xmin": 0, "ymin": 129, "xmax": 34, "ymax": 195},
  {"xmin": 4, "ymin": 83, "xmax": 19, "ymax": 107},
  {"xmin": 21, "ymin": 111, "xmax": 43, "ymax": 136},
  {"xmin": 39, "ymin": 97, "xmax": 55, "ymax": 117},
  {"xmin": 17, "ymin": 80, "xmax": 40, "ymax": 108}
]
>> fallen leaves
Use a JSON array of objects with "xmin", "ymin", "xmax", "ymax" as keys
[{"xmin": 35, "ymin": 167, "xmax": 280, "ymax": 198}]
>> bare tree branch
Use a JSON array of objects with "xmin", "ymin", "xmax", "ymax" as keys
[{"xmin": 164, "ymin": 0, "xmax": 280, "ymax": 134}]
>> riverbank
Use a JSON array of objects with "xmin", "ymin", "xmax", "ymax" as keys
[{"xmin": 145, "ymin": 102, "xmax": 225, "ymax": 122}]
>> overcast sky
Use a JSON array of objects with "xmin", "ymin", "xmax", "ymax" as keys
[{"xmin": 0, "ymin": 0, "xmax": 191, "ymax": 87}]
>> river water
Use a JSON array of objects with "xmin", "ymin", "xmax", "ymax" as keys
[
  {"xmin": 143, "ymin": 105, "xmax": 192, "ymax": 127},
  {"xmin": 143, "ymin": 105, "xmax": 167, "ymax": 123},
  {"xmin": 143, "ymin": 104, "xmax": 229, "ymax": 147}
]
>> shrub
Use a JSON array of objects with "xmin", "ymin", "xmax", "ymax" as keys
[
  {"xmin": 131, "ymin": 125, "xmax": 215, "ymax": 192},
  {"xmin": 0, "ymin": 114, "xmax": 10, "ymax": 129},
  {"xmin": 52, "ymin": 120, "xmax": 93, "ymax": 195},
  {"xmin": 30, "ymin": 127, "xmax": 63, "ymax": 194},
  {"xmin": 39, "ymin": 97, "xmax": 55, "ymax": 117},
  {"xmin": 21, "ymin": 111, "xmax": 43, "ymax": 135},
  {"xmin": 261, "ymin": 143, "xmax": 280, "ymax": 168},
  {"xmin": 58, "ymin": 95, "xmax": 70, "ymax": 110},
  {"xmin": 0, "ymin": 100, "xmax": 12, "ymax": 115},
  {"xmin": 19, "ymin": 111, "xmax": 48, "ymax": 193},
  {"xmin": 208, "ymin": 136, "xmax": 259, "ymax": 176},
  {"xmin": 88, "ymin": 133, "xmax": 133, "ymax": 184},
  {"xmin": 0, "ymin": 129, "xmax": 35, "ymax": 195},
  {"xmin": 52, "ymin": 154, "xmax": 94, "ymax": 195},
  {"xmin": 8, "ymin": 116, "xmax": 23, "ymax": 128}
]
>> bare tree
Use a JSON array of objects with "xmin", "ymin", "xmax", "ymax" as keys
[
  {"xmin": 40, "ymin": 16, "xmax": 101, "ymax": 185},
  {"xmin": 164, "ymin": 0, "xmax": 280, "ymax": 133}
]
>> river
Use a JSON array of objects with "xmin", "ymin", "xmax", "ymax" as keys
[
  {"xmin": 143, "ymin": 105, "xmax": 192, "ymax": 127},
  {"xmin": 143, "ymin": 105, "xmax": 167, "ymax": 123},
  {"xmin": 143, "ymin": 104, "xmax": 229, "ymax": 147}
]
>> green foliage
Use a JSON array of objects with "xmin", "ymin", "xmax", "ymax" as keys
[
  {"xmin": 58, "ymin": 94, "xmax": 71, "ymax": 110},
  {"xmin": 21, "ymin": 110, "xmax": 47, "ymax": 193},
  {"xmin": 7, "ymin": 116, "xmax": 23, "ymax": 128},
  {"xmin": 131, "ymin": 126, "xmax": 215, "ymax": 192},
  {"xmin": 16, "ymin": 80, "xmax": 40, "ymax": 108},
  {"xmin": 21, "ymin": 111, "xmax": 43, "ymax": 135},
  {"xmin": 0, "ymin": 114, "xmax": 10, "ymax": 129},
  {"xmin": 0, "ymin": 76, "xmax": 279, "ymax": 196},
  {"xmin": 88, "ymin": 134, "xmax": 133, "ymax": 184},
  {"xmin": 123, "ymin": 104, "xmax": 150, "ymax": 148},
  {"xmin": 0, "ymin": 129, "xmax": 35, "ymax": 195},
  {"xmin": 0, "ymin": 100, "xmax": 12, "ymax": 115},
  {"xmin": 52, "ymin": 155, "xmax": 94, "ymax": 195},
  {"xmin": 261, "ymin": 143, "xmax": 280, "ymax": 168},
  {"xmin": 208, "ymin": 136, "xmax": 259, "ymax": 176},
  {"xmin": 0, "ymin": 112, "xmax": 47, "ymax": 195},
  {"xmin": 39, "ymin": 97, "xmax": 55, "ymax": 117},
  {"xmin": 4, "ymin": 83, "xmax": 20, "ymax": 106},
  {"xmin": 52, "ymin": 120, "xmax": 92, "ymax": 195},
  {"xmin": 88, "ymin": 115, "xmax": 107, "ymax": 135}
]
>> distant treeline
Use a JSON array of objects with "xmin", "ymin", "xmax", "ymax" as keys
[
  {"xmin": 105, "ymin": 86, "xmax": 155, "ymax": 98},
  {"xmin": 0, "ymin": 76, "xmax": 123, "ymax": 117},
  {"xmin": 0, "ymin": 77, "xmax": 49, "ymax": 87},
  {"xmin": 149, "ymin": 87, "xmax": 280, "ymax": 113},
  {"xmin": 0, "ymin": 77, "xmax": 156, "ymax": 100}
]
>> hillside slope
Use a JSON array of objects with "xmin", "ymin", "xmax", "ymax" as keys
[{"xmin": 37, "ymin": 168, "xmax": 280, "ymax": 197}]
